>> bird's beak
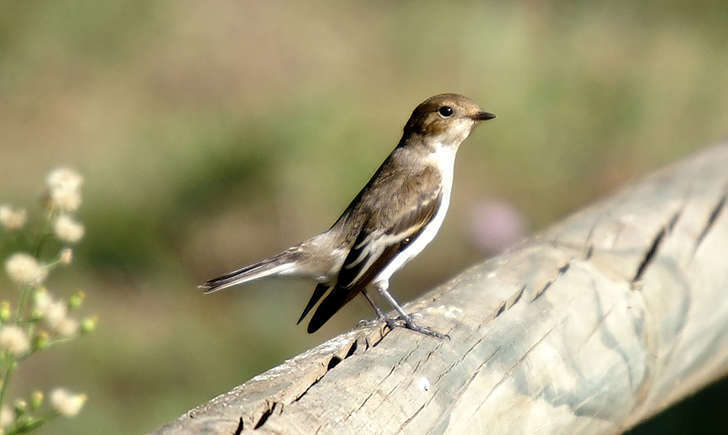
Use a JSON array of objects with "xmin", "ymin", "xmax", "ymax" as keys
[{"xmin": 471, "ymin": 111, "xmax": 496, "ymax": 121}]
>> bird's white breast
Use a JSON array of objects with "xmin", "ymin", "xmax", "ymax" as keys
[{"xmin": 373, "ymin": 144, "xmax": 456, "ymax": 287}]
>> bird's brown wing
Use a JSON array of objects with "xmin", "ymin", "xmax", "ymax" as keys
[{"xmin": 307, "ymin": 167, "xmax": 442, "ymax": 333}]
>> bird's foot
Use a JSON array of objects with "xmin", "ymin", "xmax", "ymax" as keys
[
  {"xmin": 383, "ymin": 315, "xmax": 449, "ymax": 340},
  {"xmin": 356, "ymin": 318, "xmax": 383, "ymax": 329}
]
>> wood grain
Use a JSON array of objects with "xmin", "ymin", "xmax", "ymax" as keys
[{"xmin": 155, "ymin": 144, "xmax": 728, "ymax": 434}]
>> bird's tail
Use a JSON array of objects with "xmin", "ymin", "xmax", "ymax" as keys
[{"xmin": 199, "ymin": 250, "xmax": 301, "ymax": 294}]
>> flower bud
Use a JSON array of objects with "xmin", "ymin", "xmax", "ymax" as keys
[
  {"xmin": 0, "ymin": 301, "xmax": 10, "ymax": 322},
  {"xmin": 13, "ymin": 414, "xmax": 42, "ymax": 432},
  {"xmin": 14, "ymin": 399, "xmax": 27, "ymax": 415},
  {"xmin": 30, "ymin": 391, "xmax": 44, "ymax": 409},
  {"xmin": 80, "ymin": 316, "xmax": 98, "ymax": 334},
  {"xmin": 32, "ymin": 331, "xmax": 49, "ymax": 351},
  {"xmin": 68, "ymin": 291, "xmax": 85, "ymax": 309}
]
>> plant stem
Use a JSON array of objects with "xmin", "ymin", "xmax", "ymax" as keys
[
  {"xmin": 0, "ymin": 357, "xmax": 15, "ymax": 411},
  {"xmin": 34, "ymin": 206, "xmax": 55, "ymax": 259},
  {"xmin": 16, "ymin": 287, "xmax": 30, "ymax": 321}
]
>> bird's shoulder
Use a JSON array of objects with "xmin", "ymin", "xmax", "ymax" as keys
[
  {"xmin": 357, "ymin": 149, "xmax": 442, "ymax": 228},
  {"xmin": 327, "ymin": 147, "xmax": 442, "ymax": 242}
]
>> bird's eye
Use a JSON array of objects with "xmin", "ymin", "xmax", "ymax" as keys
[{"xmin": 438, "ymin": 106, "xmax": 454, "ymax": 117}]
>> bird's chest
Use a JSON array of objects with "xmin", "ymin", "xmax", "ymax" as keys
[{"xmin": 374, "ymin": 147, "xmax": 456, "ymax": 284}]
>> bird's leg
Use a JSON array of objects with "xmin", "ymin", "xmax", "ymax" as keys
[
  {"xmin": 357, "ymin": 288, "xmax": 394, "ymax": 330},
  {"xmin": 372, "ymin": 281, "xmax": 448, "ymax": 339},
  {"xmin": 360, "ymin": 288, "xmax": 386, "ymax": 320}
]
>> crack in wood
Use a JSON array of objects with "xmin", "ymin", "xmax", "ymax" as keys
[
  {"xmin": 487, "ymin": 284, "xmax": 530, "ymax": 328},
  {"xmin": 345, "ymin": 364, "xmax": 399, "ymax": 422},
  {"xmin": 234, "ymin": 417, "xmax": 244, "ymax": 435},
  {"xmin": 400, "ymin": 345, "xmax": 494, "ymax": 433},
  {"xmin": 365, "ymin": 347, "xmax": 423, "ymax": 415},
  {"xmin": 327, "ymin": 355, "xmax": 343, "ymax": 371},
  {"xmin": 667, "ymin": 208, "xmax": 682, "ymax": 233},
  {"xmin": 422, "ymin": 346, "xmax": 502, "ymax": 434},
  {"xmin": 511, "ymin": 284, "xmax": 526, "ymax": 306},
  {"xmin": 399, "ymin": 401, "xmax": 429, "ymax": 433},
  {"xmin": 351, "ymin": 330, "xmax": 456, "ymax": 424},
  {"xmin": 632, "ymin": 208, "xmax": 683, "ymax": 284},
  {"xmin": 416, "ymin": 348, "xmax": 490, "ymax": 435},
  {"xmin": 471, "ymin": 324, "xmax": 558, "ymax": 418},
  {"xmin": 494, "ymin": 301, "xmax": 506, "ymax": 318},
  {"xmin": 632, "ymin": 228, "xmax": 665, "ymax": 284},
  {"xmin": 294, "ymin": 340, "xmax": 360, "ymax": 400},
  {"xmin": 531, "ymin": 280, "xmax": 552, "ymax": 302},
  {"xmin": 695, "ymin": 192, "xmax": 726, "ymax": 250},
  {"xmin": 459, "ymin": 347, "xmax": 502, "ymax": 394},
  {"xmin": 445, "ymin": 337, "xmax": 487, "ymax": 379},
  {"xmin": 558, "ymin": 262, "xmax": 571, "ymax": 274},
  {"xmin": 531, "ymin": 261, "xmax": 571, "ymax": 303},
  {"xmin": 253, "ymin": 401, "xmax": 278, "ymax": 429},
  {"xmin": 581, "ymin": 305, "xmax": 615, "ymax": 349},
  {"xmin": 412, "ymin": 339, "xmax": 447, "ymax": 373},
  {"xmin": 374, "ymin": 379, "xmax": 405, "ymax": 414},
  {"xmin": 431, "ymin": 338, "xmax": 480, "ymax": 387},
  {"xmin": 325, "ymin": 339, "xmax": 360, "ymax": 371},
  {"xmin": 251, "ymin": 332, "xmax": 384, "ymax": 430}
]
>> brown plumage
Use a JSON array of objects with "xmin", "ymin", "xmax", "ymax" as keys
[
  {"xmin": 306, "ymin": 165, "xmax": 443, "ymax": 332},
  {"xmin": 201, "ymin": 93, "xmax": 495, "ymax": 337}
]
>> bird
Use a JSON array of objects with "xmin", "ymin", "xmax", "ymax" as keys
[{"xmin": 200, "ymin": 93, "xmax": 495, "ymax": 338}]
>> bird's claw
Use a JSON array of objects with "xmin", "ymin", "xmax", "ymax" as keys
[{"xmin": 382, "ymin": 314, "xmax": 449, "ymax": 340}]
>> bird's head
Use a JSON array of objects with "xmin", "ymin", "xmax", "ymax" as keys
[{"xmin": 402, "ymin": 93, "xmax": 495, "ymax": 149}]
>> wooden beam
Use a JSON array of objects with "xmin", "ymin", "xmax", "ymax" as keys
[{"xmin": 155, "ymin": 144, "xmax": 728, "ymax": 434}]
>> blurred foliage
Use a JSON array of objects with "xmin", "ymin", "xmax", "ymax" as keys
[{"xmin": 1, "ymin": 0, "xmax": 727, "ymax": 433}]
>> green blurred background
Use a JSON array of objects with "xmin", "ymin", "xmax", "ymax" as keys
[{"xmin": 1, "ymin": 1, "xmax": 727, "ymax": 433}]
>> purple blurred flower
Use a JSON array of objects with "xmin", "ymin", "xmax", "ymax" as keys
[{"xmin": 467, "ymin": 198, "xmax": 528, "ymax": 255}]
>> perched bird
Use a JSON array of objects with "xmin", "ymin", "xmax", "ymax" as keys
[{"xmin": 201, "ymin": 93, "xmax": 495, "ymax": 338}]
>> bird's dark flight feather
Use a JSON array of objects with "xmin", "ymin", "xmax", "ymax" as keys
[
  {"xmin": 306, "ymin": 171, "xmax": 442, "ymax": 333},
  {"xmin": 297, "ymin": 283, "xmax": 330, "ymax": 325}
]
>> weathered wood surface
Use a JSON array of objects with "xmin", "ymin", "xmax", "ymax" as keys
[{"xmin": 156, "ymin": 144, "xmax": 728, "ymax": 434}]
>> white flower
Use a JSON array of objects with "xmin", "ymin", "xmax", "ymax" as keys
[
  {"xmin": 34, "ymin": 290, "xmax": 69, "ymax": 328},
  {"xmin": 0, "ymin": 405, "xmax": 13, "ymax": 428},
  {"xmin": 5, "ymin": 253, "xmax": 47, "ymax": 286},
  {"xmin": 34, "ymin": 289, "xmax": 53, "ymax": 312},
  {"xmin": 47, "ymin": 168, "xmax": 83, "ymax": 192},
  {"xmin": 0, "ymin": 325, "xmax": 30, "ymax": 356},
  {"xmin": 55, "ymin": 317, "xmax": 79, "ymax": 337},
  {"xmin": 59, "ymin": 248, "xmax": 73, "ymax": 265},
  {"xmin": 44, "ymin": 300, "xmax": 68, "ymax": 329},
  {"xmin": 50, "ymin": 389, "xmax": 86, "ymax": 417},
  {"xmin": 46, "ymin": 168, "xmax": 83, "ymax": 212},
  {"xmin": 0, "ymin": 205, "xmax": 27, "ymax": 230},
  {"xmin": 50, "ymin": 187, "xmax": 82, "ymax": 212},
  {"xmin": 54, "ymin": 215, "xmax": 84, "ymax": 243}
]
